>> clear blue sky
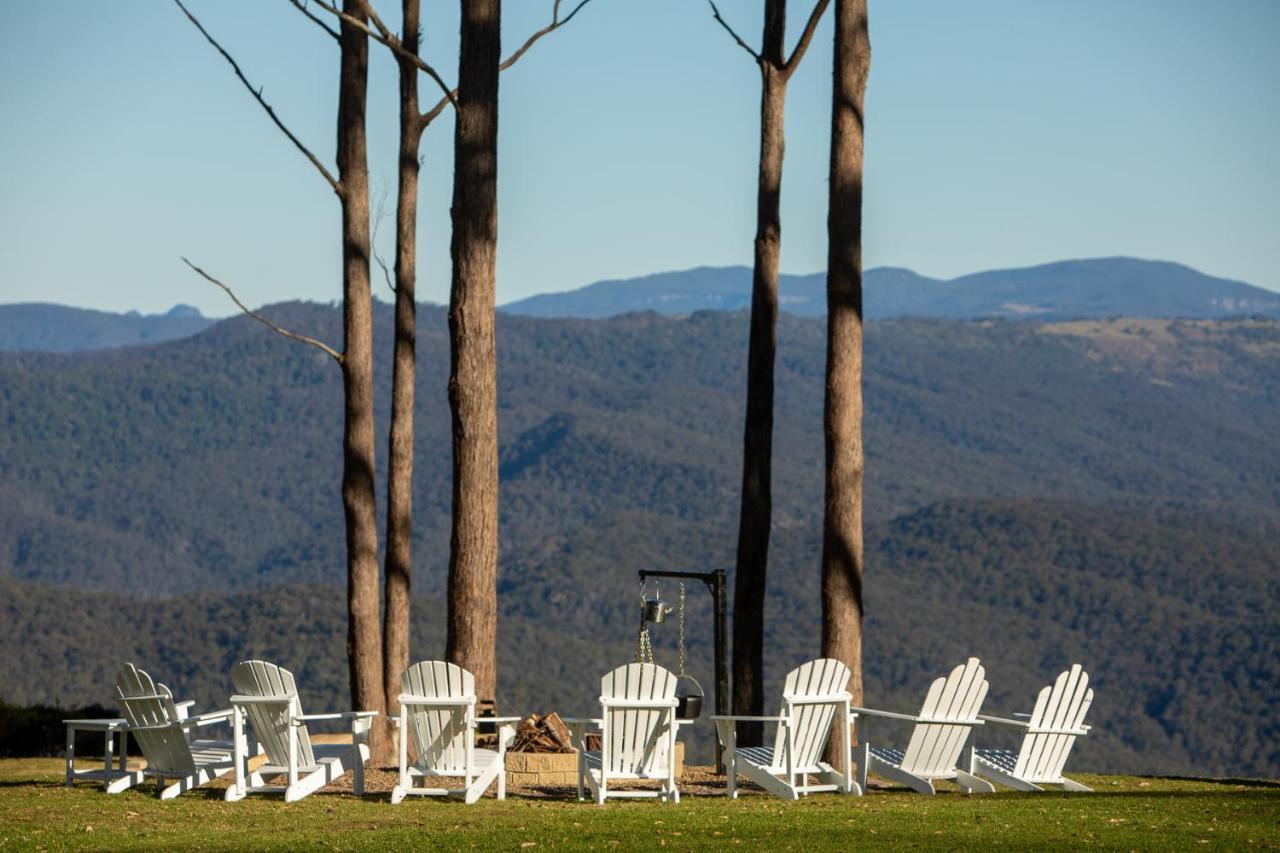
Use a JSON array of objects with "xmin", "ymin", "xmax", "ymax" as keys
[{"xmin": 1, "ymin": 0, "xmax": 1277, "ymax": 315}]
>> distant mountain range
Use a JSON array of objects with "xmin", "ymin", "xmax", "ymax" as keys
[
  {"xmin": 4, "ymin": 259, "xmax": 1277, "ymax": 354},
  {"xmin": 502, "ymin": 257, "xmax": 1280, "ymax": 321},
  {"xmin": 0, "ymin": 303, "xmax": 211, "ymax": 352}
]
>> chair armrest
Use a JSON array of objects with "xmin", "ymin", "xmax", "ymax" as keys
[
  {"xmin": 783, "ymin": 693, "xmax": 853, "ymax": 706},
  {"xmin": 978, "ymin": 714, "xmax": 1031, "ymax": 729},
  {"xmin": 230, "ymin": 694, "xmax": 295, "ymax": 706},
  {"xmin": 600, "ymin": 698, "xmax": 679, "ymax": 709},
  {"xmin": 487, "ymin": 716, "xmax": 523, "ymax": 724},
  {"xmin": 1013, "ymin": 712, "xmax": 1031, "ymax": 719},
  {"xmin": 397, "ymin": 694, "xmax": 475, "ymax": 707},
  {"xmin": 709, "ymin": 715, "xmax": 787, "ymax": 722},
  {"xmin": 294, "ymin": 711, "xmax": 379, "ymax": 722},
  {"xmin": 128, "ymin": 708, "xmax": 233, "ymax": 733},
  {"xmin": 562, "ymin": 717, "xmax": 603, "ymax": 725},
  {"xmin": 850, "ymin": 706, "xmax": 919, "ymax": 722},
  {"xmin": 186, "ymin": 708, "xmax": 235, "ymax": 727}
]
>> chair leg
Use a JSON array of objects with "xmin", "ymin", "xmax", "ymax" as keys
[
  {"xmin": 955, "ymin": 769, "xmax": 995, "ymax": 794},
  {"xmin": 858, "ymin": 739, "xmax": 870, "ymax": 793}
]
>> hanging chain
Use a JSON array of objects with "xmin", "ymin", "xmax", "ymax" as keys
[
  {"xmin": 636, "ymin": 579, "xmax": 654, "ymax": 663},
  {"xmin": 678, "ymin": 582, "xmax": 687, "ymax": 675},
  {"xmin": 637, "ymin": 626, "xmax": 654, "ymax": 663}
]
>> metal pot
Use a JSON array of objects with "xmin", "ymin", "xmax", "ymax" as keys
[
  {"xmin": 643, "ymin": 598, "xmax": 673, "ymax": 624},
  {"xmin": 675, "ymin": 674, "xmax": 704, "ymax": 720}
]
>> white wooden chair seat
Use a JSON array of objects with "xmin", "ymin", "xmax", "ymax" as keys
[
  {"xmin": 188, "ymin": 739, "xmax": 236, "ymax": 760},
  {"xmin": 252, "ymin": 741, "xmax": 361, "ymax": 780},
  {"xmin": 112, "ymin": 663, "xmax": 239, "ymax": 800},
  {"xmin": 401, "ymin": 745, "xmax": 502, "ymax": 780},
  {"xmin": 391, "ymin": 661, "xmax": 518, "ymax": 805},
  {"xmin": 568, "ymin": 663, "xmax": 682, "ymax": 805},
  {"xmin": 579, "ymin": 750, "xmax": 667, "ymax": 780},
  {"xmin": 224, "ymin": 660, "xmax": 376, "ymax": 803},
  {"xmin": 867, "ymin": 746, "xmax": 907, "ymax": 767},
  {"xmin": 712, "ymin": 659, "xmax": 861, "ymax": 800},
  {"xmin": 969, "ymin": 664, "xmax": 1094, "ymax": 793},
  {"xmin": 855, "ymin": 658, "xmax": 995, "ymax": 796},
  {"xmin": 736, "ymin": 745, "xmax": 842, "ymax": 779}
]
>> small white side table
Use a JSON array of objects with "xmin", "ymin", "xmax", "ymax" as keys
[{"xmin": 63, "ymin": 718, "xmax": 140, "ymax": 791}]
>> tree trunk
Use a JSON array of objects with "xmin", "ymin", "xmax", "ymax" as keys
[
  {"xmin": 336, "ymin": 0, "xmax": 387, "ymax": 759},
  {"xmin": 446, "ymin": 0, "xmax": 501, "ymax": 704},
  {"xmin": 382, "ymin": 0, "xmax": 425, "ymax": 747},
  {"xmin": 821, "ymin": 0, "xmax": 870, "ymax": 770},
  {"xmin": 732, "ymin": 0, "xmax": 789, "ymax": 749}
]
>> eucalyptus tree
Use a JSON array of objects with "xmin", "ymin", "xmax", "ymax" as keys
[
  {"xmin": 707, "ymin": 0, "xmax": 831, "ymax": 746},
  {"xmin": 821, "ymin": 0, "xmax": 871, "ymax": 768},
  {"xmin": 174, "ymin": 0, "xmax": 389, "ymax": 755}
]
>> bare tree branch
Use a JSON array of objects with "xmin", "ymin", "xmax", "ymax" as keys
[
  {"xmin": 285, "ymin": 0, "xmax": 341, "ymax": 40},
  {"xmin": 500, "ymin": 0, "xmax": 595, "ymax": 72},
  {"xmin": 305, "ymin": 0, "xmax": 456, "ymax": 108},
  {"xmin": 418, "ymin": 0, "xmax": 599, "ymax": 128},
  {"xmin": 370, "ymin": 178, "xmax": 396, "ymax": 294},
  {"xmin": 783, "ymin": 0, "xmax": 831, "ymax": 77},
  {"xmin": 708, "ymin": 0, "xmax": 761, "ymax": 63},
  {"xmin": 182, "ymin": 257, "xmax": 344, "ymax": 363},
  {"xmin": 174, "ymin": 0, "xmax": 341, "ymax": 194}
]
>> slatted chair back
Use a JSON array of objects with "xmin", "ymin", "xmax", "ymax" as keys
[
  {"xmin": 115, "ymin": 663, "xmax": 194, "ymax": 776},
  {"xmin": 1016, "ymin": 664, "xmax": 1094, "ymax": 782},
  {"xmin": 899, "ymin": 657, "xmax": 989, "ymax": 777},
  {"xmin": 230, "ymin": 660, "xmax": 316, "ymax": 771},
  {"xmin": 769, "ymin": 658, "xmax": 851, "ymax": 769},
  {"xmin": 401, "ymin": 661, "xmax": 475, "ymax": 776},
  {"xmin": 600, "ymin": 663, "xmax": 678, "ymax": 777}
]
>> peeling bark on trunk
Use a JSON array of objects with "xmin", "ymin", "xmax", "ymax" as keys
[
  {"xmin": 337, "ymin": 0, "xmax": 387, "ymax": 758},
  {"xmin": 821, "ymin": 0, "xmax": 870, "ymax": 770},
  {"xmin": 446, "ymin": 0, "xmax": 501, "ymax": 704},
  {"xmin": 732, "ymin": 0, "xmax": 789, "ymax": 749},
  {"xmin": 382, "ymin": 0, "xmax": 425, "ymax": 746}
]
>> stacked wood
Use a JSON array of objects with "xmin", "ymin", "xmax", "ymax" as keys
[{"xmin": 508, "ymin": 712, "xmax": 574, "ymax": 754}]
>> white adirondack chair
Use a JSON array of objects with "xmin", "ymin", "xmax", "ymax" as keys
[
  {"xmin": 566, "ymin": 663, "xmax": 682, "ymax": 804},
  {"xmin": 224, "ymin": 660, "xmax": 377, "ymax": 803},
  {"xmin": 854, "ymin": 657, "xmax": 995, "ymax": 795},
  {"xmin": 112, "ymin": 663, "xmax": 237, "ymax": 799},
  {"xmin": 390, "ymin": 661, "xmax": 519, "ymax": 805},
  {"xmin": 970, "ymin": 664, "xmax": 1094, "ymax": 792},
  {"xmin": 712, "ymin": 658, "xmax": 862, "ymax": 799}
]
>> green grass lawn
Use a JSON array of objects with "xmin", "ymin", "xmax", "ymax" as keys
[{"xmin": 1, "ymin": 759, "xmax": 1275, "ymax": 851}]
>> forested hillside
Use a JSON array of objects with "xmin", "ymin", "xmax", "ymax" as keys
[{"xmin": 0, "ymin": 306, "xmax": 1276, "ymax": 776}]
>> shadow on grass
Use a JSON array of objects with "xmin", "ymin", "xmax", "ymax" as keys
[
  {"xmin": 0, "ymin": 780, "xmax": 65, "ymax": 789},
  {"xmin": 1142, "ymin": 775, "xmax": 1280, "ymax": 790}
]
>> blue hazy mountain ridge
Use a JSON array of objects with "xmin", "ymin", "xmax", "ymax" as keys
[
  {"xmin": 0, "ymin": 304, "xmax": 1276, "ymax": 776},
  {"xmin": 502, "ymin": 257, "xmax": 1280, "ymax": 321},
  {"xmin": 0, "ymin": 303, "xmax": 212, "ymax": 352},
  {"xmin": 4, "ymin": 258, "xmax": 1275, "ymax": 355}
]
